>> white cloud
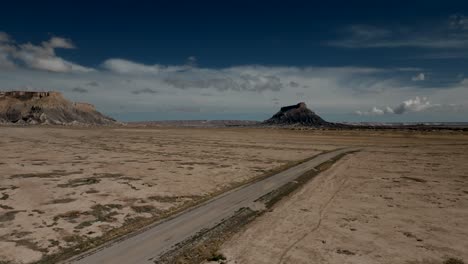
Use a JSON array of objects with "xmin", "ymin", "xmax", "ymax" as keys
[
  {"xmin": 46, "ymin": 37, "xmax": 75, "ymax": 49},
  {"xmin": 411, "ymin": 73, "xmax": 425, "ymax": 81},
  {"xmin": 356, "ymin": 106, "xmax": 394, "ymax": 116},
  {"xmin": 0, "ymin": 32, "xmax": 466, "ymax": 121},
  {"xmin": 102, "ymin": 58, "xmax": 184, "ymax": 74},
  {"xmin": 356, "ymin": 96, "xmax": 446, "ymax": 115},
  {"xmin": 0, "ymin": 34, "xmax": 93, "ymax": 72},
  {"xmin": 393, "ymin": 96, "xmax": 433, "ymax": 114},
  {"xmin": 164, "ymin": 72, "xmax": 283, "ymax": 92},
  {"xmin": 369, "ymin": 107, "xmax": 384, "ymax": 115}
]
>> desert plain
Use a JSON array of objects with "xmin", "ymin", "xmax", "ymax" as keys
[{"xmin": 0, "ymin": 126, "xmax": 467, "ymax": 264}]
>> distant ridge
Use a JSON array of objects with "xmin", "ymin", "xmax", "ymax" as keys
[
  {"xmin": 0, "ymin": 91, "xmax": 116, "ymax": 125},
  {"xmin": 264, "ymin": 102, "xmax": 334, "ymax": 127}
]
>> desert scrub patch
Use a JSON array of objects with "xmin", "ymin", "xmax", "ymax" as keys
[
  {"xmin": 401, "ymin": 176, "xmax": 427, "ymax": 183},
  {"xmin": 336, "ymin": 248, "xmax": 356, "ymax": 255},
  {"xmin": 0, "ymin": 185, "xmax": 18, "ymax": 191},
  {"xmin": 84, "ymin": 189, "xmax": 99, "ymax": 194},
  {"xmin": 12, "ymin": 239, "xmax": 47, "ymax": 253},
  {"xmin": 444, "ymin": 258, "xmax": 465, "ymax": 264},
  {"xmin": 48, "ymin": 239, "xmax": 60, "ymax": 248},
  {"xmin": 131, "ymin": 205, "xmax": 160, "ymax": 214},
  {"xmin": 0, "ymin": 210, "xmax": 23, "ymax": 222},
  {"xmin": 87, "ymin": 204, "xmax": 122, "ymax": 222},
  {"xmin": 92, "ymin": 172, "xmax": 124, "ymax": 178},
  {"xmin": 0, "ymin": 193, "xmax": 9, "ymax": 200},
  {"xmin": 207, "ymin": 253, "xmax": 227, "ymax": 262},
  {"xmin": 58, "ymin": 177, "xmax": 101, "ymax": 188},
  {"xmin": 48, "ymin": 198, "xmax": 76, "ymax": 204},
  {"xmin": 74, "ymin": 221, "xmax": 94, "ymax": 229},
  {"xmin": 10, "ymin": 231, "xmax": 32, "ymax": 239},
  {"xmin": 0, "ymin": 204, "xmax": 13, "ymax": 210},
  {"xmin": 10, "ymin": 170, "xmax": 82, "ymax": 179},
  {"xmin": 53, "ymin": 210, "xmax": 82, "ymax": 222},
  {"xmin": 63, "ymin": 234, "xmax": 85, "ymax": 244},
  {"xmin": 147, "ymin": 195, "xmax": 202, "ymax": 203}
]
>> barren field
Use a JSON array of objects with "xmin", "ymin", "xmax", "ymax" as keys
[
  {"xmin": 0, "ymin": 126, "xmax": 337, "ymax": 263},
  {"xmin": 0, "ymin": 126, "xmax": 467, "ymax": 264},
  {"xmin": 217, "ymin": 134, "xmax": 468, "ymax": 264}
]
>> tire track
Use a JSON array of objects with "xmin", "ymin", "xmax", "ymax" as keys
[{"xmin": 276, "ymin": 155, "xmax": 355, "ymax": 264}]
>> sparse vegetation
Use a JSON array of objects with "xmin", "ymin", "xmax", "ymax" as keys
[
  {"xmin": 444, "ymin": 258, "xmax": 465, "ymax": 264},
  {"xmin": 0, "ymin": 127, "xmax": 466, "ymax": 264},
  {"xmin": 10, "ymin": 170, "xmax": 81, "ymax": 179},
  {"xmin": 53, "ymin": 210, "xmax": 82, "ymax": 222},
  {"xmin": 336, "ymin": 248, "xmax": 356, "ymax": 255},
  {"xmin": 0, "ymin": 211, "xmax": 21, "ymax": 222},
  {"xmin": 131, "ymin": 205, "xmax": 158, "ymax": 214},
  {"xmin": 207, "ymin": 253, "xmax": 227, "ymax": 262},
  {"xmin": 13, "ymin": 239, "xmax": 47, "ymax": 253},
  {"xmin": 58, "ymin": 177, "xmax": 100, "ymax": 188},
  {"xmin": 401, "ymin": 176, "xmax": 427, "ymax": 183},
  {"xmin": 49, "ymin": 198, "xmax": 76, "ymax": 204},
  {"xmin": 63, "ymin": 235, "xmax": 84, "ymax": 244}
]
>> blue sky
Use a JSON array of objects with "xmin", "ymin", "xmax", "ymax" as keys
[{"xmin": 1, "ymin": 0, "xmax": 468, "ymax": 122}]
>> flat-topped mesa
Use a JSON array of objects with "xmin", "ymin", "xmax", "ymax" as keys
[
  {"xmin": 264, "ymin": 102, "xmax": 330, "ymax": 127},
  {"xmin": 0, "ymin": 91, "xmax": 62, "ymax": 100},
  {"xmin": 0, "ymin": 90, "xmax": 115, "ymax": 125},
  {"xmin": 279, "ymin": 102, "xmax": 308, "ymax": 112}
]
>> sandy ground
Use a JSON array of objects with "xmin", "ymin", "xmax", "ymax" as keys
[
  {"xmin": 218, "ymin": 136, "xmax": 468, "ymax": 264},
  {"xmin": 1, "ymin": 126, "xmax": 467, "ymax": 264},
  {"xmin": 0, "ymin": 126, "xmax": 336, "ymax": 264}
]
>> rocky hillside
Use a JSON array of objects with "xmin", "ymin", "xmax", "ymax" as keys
[
  {"xmin": 0, "ymin": 91, "xmax": 116, "ymax": 125},
  {"xmin": 264, "ymin": 102, "xmax": 332, "ymax": 127}
]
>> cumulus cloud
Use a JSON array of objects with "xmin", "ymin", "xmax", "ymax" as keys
[
  {"xmin": 356, "ymin": 106, "xmax": 393, "ymax": 116},
  {"xmin": 0, "ymin": 32, "xmax": 466, "ymax": 121},
  {"xmin": 0, "ymin": 33, "xmax": 93, "ymax": 72},
  {"xmin": 393, "ymin": 97, "xmax": 433, "ymax": 114},
  {"xmin": 164, "ymin": 73, "xmax": 283, "ymax": 92},
  {"xmin": 356, "ymin": 97, "xmax": 440, "ymax": 115},
  {"xmin": 411, "ymin": 73, "xmax": 425, "ymax": 81},
  {"xmin": 46, "ymin": 37, "xmax": 76, "ymax": 49},
  {"xmin": 102, "ymin": 58, "xmax": 184, "ymax": 74}
]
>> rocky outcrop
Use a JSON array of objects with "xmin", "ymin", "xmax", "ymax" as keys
[
  {"xmin": 264, "ymin": 102, "xmax": 331, "ymax": 127},
  {"xmin": 0, "ymin": 91, "xmax": 116, "ymax": 125}
]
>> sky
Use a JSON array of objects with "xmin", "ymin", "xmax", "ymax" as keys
[{"xmin": 1, "ymin": 0, "xmax": 468, "ymax": 122}]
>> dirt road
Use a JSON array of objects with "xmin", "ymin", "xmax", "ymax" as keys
[{"xmin": 67, "ymin": 148, "xmax": 355, "ymax": 264}]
